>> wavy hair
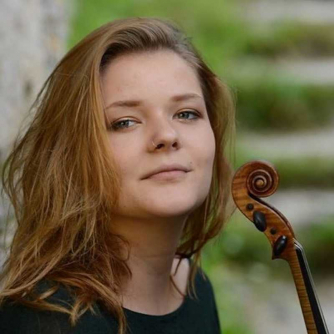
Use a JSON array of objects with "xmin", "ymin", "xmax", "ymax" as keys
[{"xmin": 0, "ymin": 17, "xmax": 235, "ymax": 334}]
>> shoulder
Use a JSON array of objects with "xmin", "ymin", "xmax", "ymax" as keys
[{"xmin": 0, "ymin": 282, "xmax": 115, "ymax": 334}]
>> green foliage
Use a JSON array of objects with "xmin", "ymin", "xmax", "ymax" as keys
[
  {"xmin": 207, "ymin": 264, "xmax": 255, "ymax": 334},
  {"xmin": 233, "ymin": 78, "xmax": 334, "ymax": 131},
  {"xmin": 69, "ymin": 0, "xmax": 241, "ymax": 65},
  {"xmin": 203, "ymin": 213, "xmax": 334, "ymax": 277},
  {"xmin": 242, "ymin": 23, "xmax": 334, "ymax": 58},
  {"xmin": 298, "ymin": 216, "xmax": 334, "ymax": 275},
  {"xmin": 204, "ymin": 213, "xmax": 274, "ymax": 269},
  {"xmin": 271, "ymin": 158, "xmax": 334, "ymax": 189}
]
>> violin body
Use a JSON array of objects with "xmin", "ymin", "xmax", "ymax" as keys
[{"xmin": 232, "ymin": 160, "xmax": 329, "ymax": 334}]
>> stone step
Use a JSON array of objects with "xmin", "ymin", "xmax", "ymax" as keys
[
  {"xmin": 245, "ymin": 278, "xmax": 334, "ymax": 334},
  {"xmin": 211, "ymin": 264, "xmax": 334, "ymax": 334},
  {"xmin": 239, "ymin": 127, "xmax": 334, "ymax": 159},
  {"xmin": 231, "ymin": 58, "xmax": 334, "ymax": 85},
  {"xmin": 242, "ymin": 0, "xmax": 334, "ymax": 25},
  {"xmin": 266, "ymin": 189, "xmax": 334, "ymax": 227},
  {"xmin": 275, "ymin": 59, "xmax": 334, "ymax": 85}
]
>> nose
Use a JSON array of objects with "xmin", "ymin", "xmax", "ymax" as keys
[{"xmin": 148, "ymin": 118, "xmax": 180, "ymax": 152}]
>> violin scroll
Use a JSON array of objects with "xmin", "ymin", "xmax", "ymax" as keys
[
  {"xmin": 246, "ymin": 162, "xmax": 278, "ymax": 197},
  {"xmin": 233, "ymin": 160, "xmax": 278, "ymax": 199}
]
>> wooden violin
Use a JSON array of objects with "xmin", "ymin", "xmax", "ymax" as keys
[{"xmin": 232, "ymin": 160, "xmax": 329, "ymax": 334}]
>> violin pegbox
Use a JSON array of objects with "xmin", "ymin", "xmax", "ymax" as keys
[{"xmin": 232, "ymin": 160, "xmax": 295, "ymax": 261}]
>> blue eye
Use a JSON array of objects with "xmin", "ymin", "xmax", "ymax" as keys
[
  {"xmin": 109, "ymin": 119, "xmax": 137, "ymax": 131},
  {"xmin": 108, "ymin": 111, "xmax": 200, "ymax": 131},
  {"xmin": 177, "ymin": 111, "xmax": 200, "ymax": 120}
]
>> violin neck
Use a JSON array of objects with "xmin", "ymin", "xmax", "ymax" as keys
[{"xmin": 290, "ymin": 241, "xmax": 329, "ymax": 334}]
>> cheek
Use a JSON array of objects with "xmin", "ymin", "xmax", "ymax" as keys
[
  {"xmin": 200, "ymin": 131, "xmax": 216, "ymax": 195},
  {"xmin": 209, "ymin": 130, "xmax": 216, "ymax": 162},
  {"xmin": 107, "ymin": 140, "xmax": 132, "ymax": 183},
  {"xmin": 199, "ymin": 128, "xmax": 216, "ymax": 169},
  {"xmin": 203, "ymin": 130, "xmax": 216, "ymax": 191}
]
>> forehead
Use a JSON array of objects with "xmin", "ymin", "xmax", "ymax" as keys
[{"xmin": 100, "ymin": 50, "xmax": 203, "ymax": 101}]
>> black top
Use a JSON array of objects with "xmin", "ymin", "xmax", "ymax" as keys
[{"xmin": 0, "ymin": 267, "xmax": 221, "ymax": 334}]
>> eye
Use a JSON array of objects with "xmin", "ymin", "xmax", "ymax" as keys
[
  {"xmin": 109, "ymin": 119, "xmax": 137, "ymax": 131},
  {"xmin": 108, "ymin": 110, "xmax": 201, "ymax": 131},
  {"xmin": 176, "ymin": 110, "xmax": 200, "ymax": 120}
]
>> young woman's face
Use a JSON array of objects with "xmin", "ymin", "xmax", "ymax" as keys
[{"xmin": 101, "ymin": 50, "xmax": 216, "ymax": 220}]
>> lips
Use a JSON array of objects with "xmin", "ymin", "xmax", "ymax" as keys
[{"xmin": 142, "ymin": 164, "xmax": 191, "ymax": 179}]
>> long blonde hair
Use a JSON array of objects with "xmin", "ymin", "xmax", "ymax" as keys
[{"xmin": 0, "ymin": 17, "xmax": 235, "ymax": 333}]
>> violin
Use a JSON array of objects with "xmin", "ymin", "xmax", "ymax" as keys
[{"xmin": 231, "ymin": 160, "xmax": 329, "ymax": 334}]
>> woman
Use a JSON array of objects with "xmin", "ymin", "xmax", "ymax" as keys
[{"xmin": 0, "ymin": 17, "xmax": 235, "ymax": 333}]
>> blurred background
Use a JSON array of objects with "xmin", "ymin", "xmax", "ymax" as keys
[{"xmin": 0, "ymin": 0, "xmax": 333, "ymax": 333}]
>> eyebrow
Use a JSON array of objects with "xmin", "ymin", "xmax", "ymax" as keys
[{"xmin": 105, "ymin": 93, "xmax": 204, "ymax": 110}]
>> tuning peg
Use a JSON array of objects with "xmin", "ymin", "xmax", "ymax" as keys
[
  {"xmin": 253, "ymin": 210, "xmax": 267, "ymax": 232},
  {"xmin": 273, "ymin": 235, "xmax": 288, "ymax": 256}
]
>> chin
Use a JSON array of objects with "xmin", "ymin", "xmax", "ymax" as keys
[{"xmin": 144, "ymin": 198, "xmax": 204, "ymax": 218}]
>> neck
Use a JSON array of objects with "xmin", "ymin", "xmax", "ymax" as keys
[{"xmin": 111, "ymin": 215, "xmax": 188, "ymax": 315}]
